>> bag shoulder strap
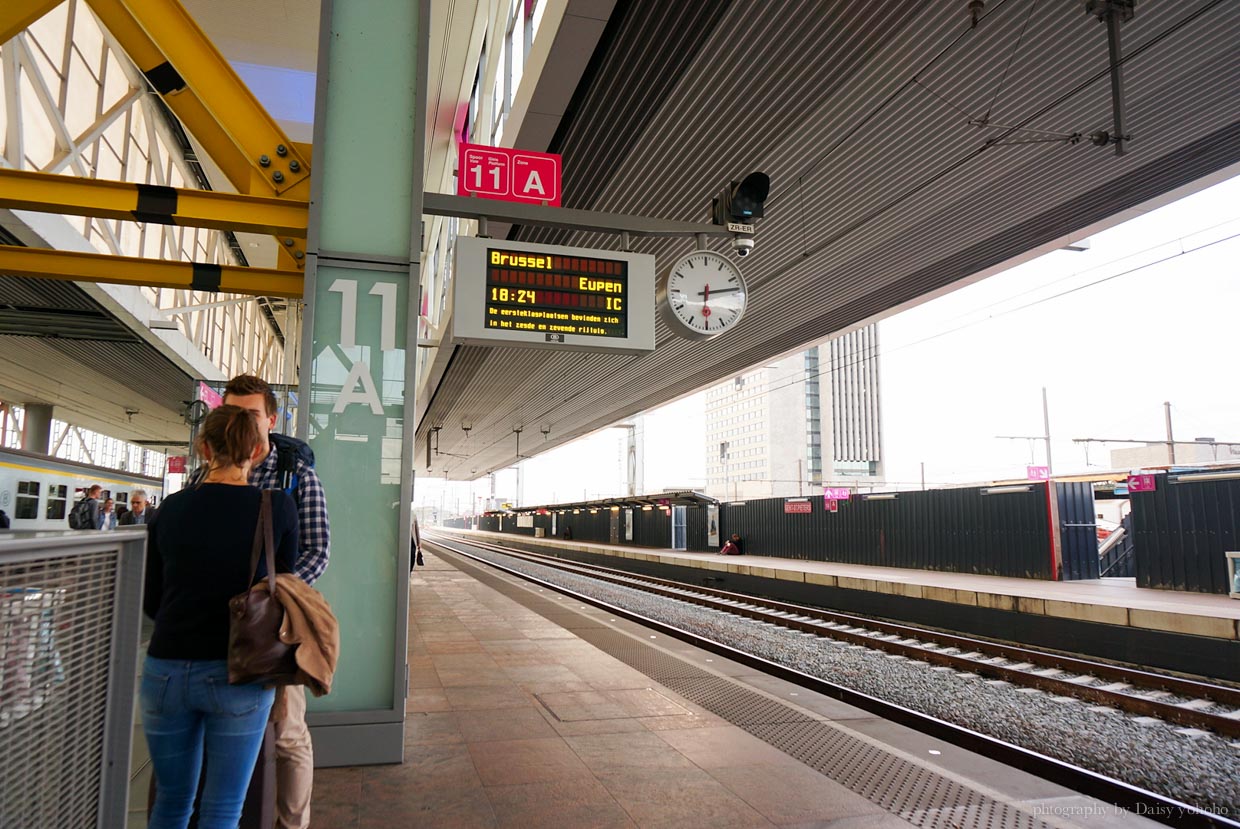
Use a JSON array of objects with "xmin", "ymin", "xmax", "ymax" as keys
[{"xmin": 246, "ymin": 490, "xmax": 278, "ymax": 601}]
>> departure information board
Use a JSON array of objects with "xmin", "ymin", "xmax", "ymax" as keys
[
  {"xmin": 453, "ymin": 237, "xmax": 654, "ymax": 354},
  {"xmin": 486, "ymin": 248, "xmax": 628, "ymax": 338}
]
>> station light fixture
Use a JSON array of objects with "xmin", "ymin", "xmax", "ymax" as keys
[
  {"xmin": 981, "ymin": 486, "xmax": 1032, "ymax": 495},
  {"xmin": 641, "ymin": 505, "xmax": 653, "ymax": 511}
]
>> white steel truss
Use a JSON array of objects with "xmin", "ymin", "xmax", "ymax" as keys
[{"xmin": 0, "ymin": 0, "xmax": 296, "ymax": 384}]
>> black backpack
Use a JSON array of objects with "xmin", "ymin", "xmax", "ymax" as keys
[
  {"xmin": 270, "ymin": 432, "xmax": 315, "ymax": 498},
  {"xmin": 68, "ymin": 498, "xmax": 94, "ymax": 529}
]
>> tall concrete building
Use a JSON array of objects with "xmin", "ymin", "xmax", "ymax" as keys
[{"xmin": 705, "ymin": 325, "xmax": 884, "ymax": 500}]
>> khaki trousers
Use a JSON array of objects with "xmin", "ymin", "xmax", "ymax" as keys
[{"xmin": 274, "ymin": 685, "xmax": 313, "ymax": 829}]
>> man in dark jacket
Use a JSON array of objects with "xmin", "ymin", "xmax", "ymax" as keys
[{"xmin": 118, "ymin": 489, "xmax": 157, "ymax": 526}]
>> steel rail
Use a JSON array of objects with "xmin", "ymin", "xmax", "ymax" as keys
[
  {"xmin": 424, "ymin": 534, "xmax": 1238, "ymax": 829},
  {"xmin": 426, "ymin": 532, "xmax": 1240, "ymax": 739}
]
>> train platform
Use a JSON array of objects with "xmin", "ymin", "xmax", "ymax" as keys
[
  {"xmin": 436, "ymin": 528, "xmax": 1240, "ymax": 682},
  {"xmin": 308, "ymin": 546, "xmax": 1160, "ymax": 828}
]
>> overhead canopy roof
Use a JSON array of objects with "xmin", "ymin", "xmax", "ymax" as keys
[
  {"xmin": 504, "ymin": 490, "xmax": 718, "ymax": 514},
  {"xmin": 416, "ymin": 0, "xmax": 1240, "ymax": 479}
]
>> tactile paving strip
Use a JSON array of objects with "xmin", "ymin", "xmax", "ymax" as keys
[{"xmin": 443, "ymin": 550, "xmax": 1052, "ymax": 829}]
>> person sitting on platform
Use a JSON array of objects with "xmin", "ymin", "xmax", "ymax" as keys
[{"xmin": 720, "ymin": 532, "xmax": 744, "ymax": 555}]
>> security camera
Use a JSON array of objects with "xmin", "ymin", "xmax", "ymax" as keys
[{"xmin": 732, "ymin": 236, "xmax": 754, "ymax": 257}]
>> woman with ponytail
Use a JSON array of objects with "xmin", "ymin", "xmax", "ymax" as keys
[{"xmin": 141, "ymin": 404, "xmax": 299, "ymax": 828}]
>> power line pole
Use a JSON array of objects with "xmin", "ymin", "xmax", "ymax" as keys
[
  {"xmin": 1042, "ymin": 387, "xmax": 1053, "ymax": 474},
  {"xmin": 1164, "ymin": 401, "xmax": 1175, "ymax": 465}
]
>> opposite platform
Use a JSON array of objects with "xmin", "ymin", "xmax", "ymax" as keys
[{"xmin": 440, "ymin": 527, "xmax": 1240, "ymax": 642}]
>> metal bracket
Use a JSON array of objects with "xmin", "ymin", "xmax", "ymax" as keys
[{"xmin": 423, "ymin": 192, "xmax": 734, "ymax": 240}]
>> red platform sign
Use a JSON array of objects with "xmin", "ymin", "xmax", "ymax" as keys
[
  {"xmin": 167, "ymin": 456, "xmax": 187, "ymax": 474},
  {"xmin": 784, "ymin": 499, "xmax": 812, "ymax": 514},
  {"xmin": 458, "ymin": 142, "xmax": 561, "ymax": 206},
  {"xmin": 825, "ymin": 499, "xmax": 839, "ymax": 513},
  {"xmin": 1128, "ymin": 474, "xmax": 1156, "ymax": 493}
]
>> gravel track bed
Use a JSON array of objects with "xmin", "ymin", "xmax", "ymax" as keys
[{"xmin": 466, "ymin": 547, "xmax": 1240, "ymax": 813}]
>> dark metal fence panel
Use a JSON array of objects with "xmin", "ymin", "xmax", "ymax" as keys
[
  {"xmin": 1056, "ymin": 482, "xmax": 1099, "ymax": 580},
  {"xmin": 687, "ymin": 506, "xmax": 709, "ymax": 551},
  {"xmin": 1133, "ymin": 473, "xmax": 1240, "ymax": 594},
  {"xmin": 0, "ymin": 531, "xmax": 146, "ymax": 829},
  {"xmin": 631, "ymin": 508, "xmax": 671, "ymax": 548},
  {"xmin": 719, "ymin": 487, "xmax": 1053, "ymax": 578}
]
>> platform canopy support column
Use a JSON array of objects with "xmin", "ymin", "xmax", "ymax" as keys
[
  {"xmin": 21, "ymin": 403, "xmax": 52, "ymax": 454},
  {"xmin": 298, "ymin": 0, "xmax": 427, "ymax": 766}
]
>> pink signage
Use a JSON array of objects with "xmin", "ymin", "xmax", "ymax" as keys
[
  {"xmin": 784, "ymin": 500, "xmax": 812, "ymax": 514},
  {"xmin": 823, "ymin": 487, "xmax": 851, "ymax": 501},
  {"xmin": 167, "ymin": 456, "xmax": 186, "ymax": 473},
  {"xmin": 1128, "ymin": 474, "xmax": 1156, "ymax": 493},
  {"xmin": 458, "ymin": 142, "xmax": 562, "ymax": 206},
  {"xmin": 1027, "ymin": 465, "xmax": 1049, "ymax": 481},
  {"xmin": 198, "ymin": 382, "xmax": 222, "ymax": 409}
]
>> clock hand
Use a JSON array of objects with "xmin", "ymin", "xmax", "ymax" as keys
[
  {"xmin": 697, "ymin": 287, "xmax": 742, "ymax": 296},
  {"xmin": 702, "ymin": 283, "xmax": 710, "ymax": 303}
]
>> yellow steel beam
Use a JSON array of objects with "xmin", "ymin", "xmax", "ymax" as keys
[
  {"xmin": 0, "ymin": 0, "xmax": 61, "ymax": 45},
  {"xmin": 86, "ymin": 0, "xmax": 311, "ymax": 199},
  {"xmin": 85, "ymin": 0, "xmax": 311, "ymax": 269},
  {"xmin": 0, "ymin": 169, "xmax": 308, "ymax": 238},
  {"xmin": 0, "ymin": 245, "xmax": 303, "ymax": 298}
]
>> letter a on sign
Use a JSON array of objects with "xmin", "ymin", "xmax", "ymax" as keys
[
  {"xmin": 333, "ymin": 360, "xmax": 384, "ymax": 415},
  {"xmin": 522, "ymin": 170, "xmax": 545, "ymax": 196}
]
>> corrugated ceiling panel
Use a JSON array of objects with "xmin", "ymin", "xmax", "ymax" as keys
[{"xmin": 421, "ymin": 0, "xmax": 1240, "ymax": 477}]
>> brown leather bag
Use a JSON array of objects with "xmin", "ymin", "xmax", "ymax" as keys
[{"xmin": 228, "ymin": 490, "xmax": 299, "ymax": 686}]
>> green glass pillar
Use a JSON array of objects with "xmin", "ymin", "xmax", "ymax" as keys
[{"xmin": 299, "ymin": 0, "xmax": 427, "ymax": 766}]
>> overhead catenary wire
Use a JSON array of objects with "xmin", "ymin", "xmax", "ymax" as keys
[{"xmin": 717, "ymin": 223, "xmax": 1240, "ymax": 414}]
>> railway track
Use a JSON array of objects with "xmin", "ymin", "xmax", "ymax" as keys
[
  {"xmin": 425, "ymin": 532, "xmax": 1240, "ymax": 827},
  {"xmin": 426, "ymin": 532, "xmax": 1240, "ymax": 740}
]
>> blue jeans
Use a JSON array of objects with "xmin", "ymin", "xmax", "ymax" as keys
[{"xmin": 141, "ymin": 656, "xmax": 275, "ymax": 829}]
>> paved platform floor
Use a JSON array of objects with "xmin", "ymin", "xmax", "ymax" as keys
[{"xmin": 309, "ymin": 549, "xmax": 1159, "ymax": 829}]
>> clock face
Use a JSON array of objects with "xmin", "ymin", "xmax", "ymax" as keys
[{"xmin": 658, "ymin": 250, "xmax": 747, "ymax": 341}]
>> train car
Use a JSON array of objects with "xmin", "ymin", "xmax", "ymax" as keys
[{"xmin": 0, "ymin": 447, "xmax": 164, "ymax": 531}]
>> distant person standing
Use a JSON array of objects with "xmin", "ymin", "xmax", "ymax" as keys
[
  {"xmin": 68, "ymin": 484, "xmax": 103, "ymax": 529},
  {"xmin": 119, "ymin": 489, "xmax": 157, "ymax": 526},
  {"xmin": 98, "ymin": 498, "xmax": 118, "ymax": 531},
  {"xmin": 410, "ymin": 515, "xmax": 423, "ymax": 570}
]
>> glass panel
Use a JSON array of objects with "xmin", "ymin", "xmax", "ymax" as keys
[
  {"xmin": 63, "ymin": 51, "xmax": 99, "ymax": 139},
  {"xmin": 26, "ymin": 1, "xmax": 69, "ymax": 64},
  {"xmin": 315, "ymin": 5, "xmax": 419, "ymax": 256},
  {"xmin": 509, "ymin": 2, "xmax": 524, "ymax": 107},
  {"xmin": 19, "ymin": 73, "xmax": 57, "ymax": 169},
  {"xmin": 73, "ymin": 3, "xmax": 105, "ymax": 65},
  {"xmin": 307, "ymin": 265, "xmax": 408, "ymax": 710},
  {"xmin": 102, "ymin": 50, "xmax": 130, "ymax": 107},
  {"xmin": 96, "ymin": 138, "xmax": 122, "ymax": 181}
]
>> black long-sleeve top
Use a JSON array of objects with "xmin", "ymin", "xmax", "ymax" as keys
[{"xmin": 144, "ymin": 484, "xmax": 298, "ymax": 660}]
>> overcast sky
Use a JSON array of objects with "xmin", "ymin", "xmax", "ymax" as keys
[{"xmin": 417, "ymin": 171, "xmax": 1240, "ymax": 512}]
